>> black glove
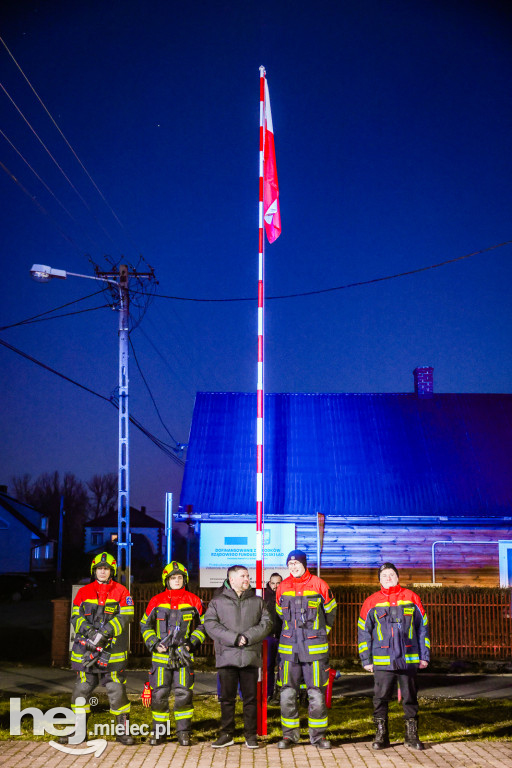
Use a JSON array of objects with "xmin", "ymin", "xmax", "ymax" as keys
[{"xmin": 175, "ymin": 644, "xmax": 192, "ymax": 667}]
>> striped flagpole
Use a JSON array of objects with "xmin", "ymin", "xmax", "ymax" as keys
[{"xmin": 257, "ymin": 64, "xmax": 267, "ymax": 736}]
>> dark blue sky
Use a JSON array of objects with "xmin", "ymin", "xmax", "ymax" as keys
[{"xmin": 1, "ymin": 0, "xmax": 511, "ymax": 515}]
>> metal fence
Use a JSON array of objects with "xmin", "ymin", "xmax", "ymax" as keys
[{"xmin": 130, "ymin": 585, "xmax": 512, "ymax": 661}]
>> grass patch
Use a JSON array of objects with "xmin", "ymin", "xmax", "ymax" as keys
[{"xmin": 1, "ymin": 694, "xmax": 511, "ymax": 744}]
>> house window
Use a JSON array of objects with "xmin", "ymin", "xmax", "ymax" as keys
[
  {"xmin": 91, "ymin": 532, "xmax": 103, "ymax": 546},
  {"xmin": 33, "ymin": 546, "xmax": 41, "ymax": 560},
  {"xmin": 45, "ymin": 543, "xmax": 54, "ymax": 559},
  {"xmin": 111, "ymin": 533, "xmax": 118, "ymax": 543},
  {"xmin": 41, "ymin": 516, "xmax": 49, "ymax": 534}
]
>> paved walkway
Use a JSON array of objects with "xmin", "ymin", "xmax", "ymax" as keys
[
  {"xmin": 2, "ymin": 665, "xmax": 512, "ymax": 699},
  {"xmin": 1, "ymin": 738, "xmax": 512, "ymax": 768}
]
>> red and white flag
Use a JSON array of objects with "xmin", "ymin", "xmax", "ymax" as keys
[{"xmin": 263, "ymin": 79, "xmax": 281, "ymax": 243}]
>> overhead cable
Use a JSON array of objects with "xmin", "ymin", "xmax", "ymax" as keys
[
  {"xmin": 129, "ymin": 337, "xmax": 182, "ymax": 449},
  {"xmin": 131, "ymin": 239, "xmax": 512, "ymax": 303},
  {"xmin": 0, "ymin": 336, "xmax": 185, "ymax": 466}
]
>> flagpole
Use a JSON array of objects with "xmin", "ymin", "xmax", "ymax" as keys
[{"xmin": 256, "ymin": 63, "xmax": 267, "ymax": 737}]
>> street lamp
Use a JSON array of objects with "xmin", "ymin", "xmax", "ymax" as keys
[{"xmin": 30, "ymin": 263, "xmax": 131, "ymax": 585}]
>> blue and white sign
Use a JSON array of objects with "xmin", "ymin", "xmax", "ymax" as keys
[{"xmin": 199, "ymin": 523, "xmax": 295, "ymax": 586}]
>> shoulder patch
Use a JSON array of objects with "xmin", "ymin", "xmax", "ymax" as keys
[{"xmin": 125, "ymin": 596, "xmax": 134, "ymax": 606}]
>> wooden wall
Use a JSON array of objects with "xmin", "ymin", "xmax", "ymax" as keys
[
  {"xmin": 295, "ymin": 523, "xmax": 511, "ymax": 586},
  {"xmin": 320, "ymin": 566, "xmax": 500, "ymax": 587}
]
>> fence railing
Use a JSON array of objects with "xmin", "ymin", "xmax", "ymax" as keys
[{"xmin": 130, "ymin": 585, "xmax": 512, "ymax": 661}]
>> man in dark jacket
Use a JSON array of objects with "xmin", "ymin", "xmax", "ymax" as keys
[
  {"xmin": 203, "ymin": 565, "xmax": 272, "ymax": 749},
  {"xmin": 264, "ymin": 573, "xmax": 282, "ymax": 702},
  {"xmin": 358, "ymin": 562, "xmax": 430, "ymax": 751}
]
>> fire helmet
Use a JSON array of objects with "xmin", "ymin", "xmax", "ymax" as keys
[
  {"xmin": 162, "ymin": 561, "xmax": 188, "ymax": 587},
  {"xmin": 91, "ymin": 552, "xmax": 117, "ymax": 577}
]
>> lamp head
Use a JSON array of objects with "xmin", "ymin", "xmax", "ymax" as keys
[{"xmin": 30, "ymin": 264, "xmax": 67, "ymax": 282}]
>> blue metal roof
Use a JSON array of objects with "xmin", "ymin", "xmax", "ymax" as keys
[{"xmin": 179, "ymin": 392, "xmax": 512, "ymax": 521}]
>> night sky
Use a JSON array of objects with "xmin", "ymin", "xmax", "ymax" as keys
[{"xmin": 1, "ymin": 0, "xmax": 511, "ymax": 517}]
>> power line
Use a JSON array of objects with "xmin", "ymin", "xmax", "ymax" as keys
[
  {"xmin": 129, "ymin": 336, "xmax": 183, "ymax": 449},
  {"xmin": 0, "ymin": 290, "xmax": 107, "ymax": 331},
  {"xmin": 0, "ymin": 304, "xmax": 110, "ymax": 331},
  {"xmin": 0, "ymin": 34, "xmax": 141, "ymax": 254},
  {"xmin": 132, "ymin": 239, "xmax": 512, "ymax": 303},
  {"xmin": 0, "ymin": 336, "xmax": 185, "ymax": 466}
]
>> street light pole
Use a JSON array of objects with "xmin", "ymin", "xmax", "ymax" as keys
[{"xmin": 30, "ymin": 263, "xmax": 132, "ymax": 585}]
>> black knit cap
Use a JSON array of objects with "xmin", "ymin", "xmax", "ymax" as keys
[
  {"xmin": 378, "ymin": 562, "xmax": 399, "ymax": 579},
  {"xmin": 286, "ymin": 549, "xmax": 307, "ymax": 569}
]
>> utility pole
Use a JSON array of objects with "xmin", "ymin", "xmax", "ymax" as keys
[{"xmin": 94, "ymin": 263, "xmax": 155, "ymax": 587}]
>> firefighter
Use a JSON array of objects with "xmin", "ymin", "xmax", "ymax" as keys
[
  {"xmin": 276, "ymin": 550, "xmax": 337, "ymax": 749},
  {"xmin": 357, "ymin": 562, "xmax": 430, "ymax": 750},
  {"xmin": 60, "ymin": 552, "xmax": 134, "ymax": 745},
  {"xmin": 140, "ymin": 561, "xmax": 205, "ymax": 746}
]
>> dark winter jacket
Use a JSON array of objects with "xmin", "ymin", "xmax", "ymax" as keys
[
  {"xmin": 70, "ymin": 579, "xmax": 134, "ymax": 671},
  {"xmin": 357, "ymin": 583, "xmax": 430, "ymax": 671},
  {"xmin": 264, "ymin": 585, "xmax": 282, "ymax": 637},
  {"xmin": 203, "ymin": 582, "xmax": 272, "ymax": 668}
]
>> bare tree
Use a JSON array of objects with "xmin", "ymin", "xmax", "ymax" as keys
[{"xmin": 87, "ymin": 473, "xmax": 117, "ymax": 519}]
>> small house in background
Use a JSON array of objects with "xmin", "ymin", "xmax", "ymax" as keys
[
  {"xmin": 0, "ymin": 485, "xmax": 56, "ymax": 573},
  {"xmin": 178, "ymin": 368, "xmax": 512, "ymax": 586},
  {"xmin": 84, "ymin": 505, "xmax": 165, "ymax": 579}
]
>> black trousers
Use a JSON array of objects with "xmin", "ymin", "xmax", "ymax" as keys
[
  {"xmin": 218, "ymin": 666, "xmax": 258, "ymax": 737},
  {"xmin": 373, "ymin": 669, "xmax": 419, "ymax": 720},
  {"xmin": 266, "ymin": 636, "xmax": 279, "ymax": 696}
]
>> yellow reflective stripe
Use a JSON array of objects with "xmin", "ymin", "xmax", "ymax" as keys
[
  {"xmin": 313, "ymin": 661, "xmax": 319, "ymax": 687},
  {"xmin": 281, "ymin": 717, "xmax": 300, "ymax": 728},
  {"xmin": 373, "ymin": 656, "xmax": 390, "ymax": 665},
  {"xmin": 79, "ymin": 671, "xmax": 87, "ymax": 683},
  {"xmin": 375, "ymin": 613, "xmax": 383, "ymax": 641},
  {"xmin": 423, "ymin": 614, "xmax": 429, "ymax": 626},
  {"xmin": 110, "ymin": 617, "xmax": 123, "ymax": 636},
  {"xmin": 278, "ymin": 644, "xmax": 293, "ymax": 655},
  {"xmin": 71, "ymin": 652, "xmax": 84, "ymax": 663},
  {"xmin": 309, "ymin": 717, "xmax": 328, "ymax": 727},
  {"xmin": 357, "ymin": 618, "xmax": 366, "ymax": 630},
  {"xmin": 276, "ymin": 605, "xmax": 283, "ymax": 616},
  {"xmin": 175, "ymin": 709, "xmax": 193, "ymax": 720},
  {"xmin": 153, "ymin": 711, "xmax": 170, "ymax": 722},
  {"xmin": 191, "ymin": 629, "xmax": 205, "ymax": 642},
  {"xmin": 120, "ymin": 606, "xmax": 134, "ymax": 615},
  {"xmin": 108, "ymin": 651, "xmax": 128, "ymax": 662},
  {"xmin": 153, "ymin": 653, "xmax": 169, "ymax": 663},
  {"xmin": 75, "ymin": 617, "xmax": 86, "ymax": 633},
  {"xmin": 283, "ymin": 660, "xmax": 289, "ymax": 685},
  {"xmin": 405, "ymin": 654, "xmax": 420, "ymax": 663},
  {"xmin": 308, "ymin": 644, "xmax": 328, "ymax": 654},
  {"xmin": 143, "ymin": 629, "xmax": 155, "ymax": 642},
  {"xmin": 71, "ymin": 606, "xmax": 80, "ymax": 616},
  {"xmin": 72, "ymin": 702, "xmax": 91, "ymax": 713},
  {"xmin": 358, "ymin": 642, "xmax": 368, "ymax": 653},
  {"xmin": 111, "ymin": 671, "xmax": 120, "ymax": 683},
  {"xmin": 180, "ymin": 668, "xmax": 186, "ymax": 687},
  {"xmin": 110, "ymin": 702, "xmax": 130, "ymax": 715},
  {"xmin": 425, "ymin": 638, "xmax": 431, "ymax": 648},
  {"xmin": 324, "ymin": 599, "xmax": 336, "ymax": 613}
]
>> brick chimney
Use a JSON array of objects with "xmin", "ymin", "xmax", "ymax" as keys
[{"xmin": 413, "ymin": 366, "xmax": 433, "ymax": 397}]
